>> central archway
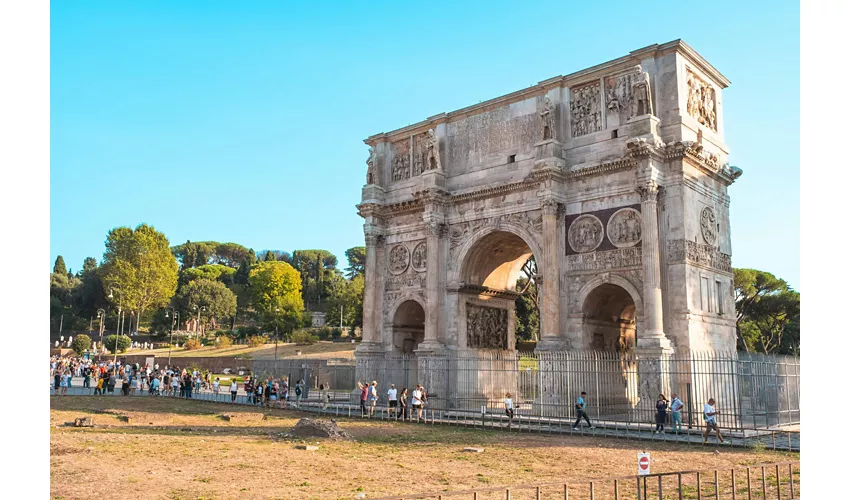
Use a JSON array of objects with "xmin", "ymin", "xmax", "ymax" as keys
[{"xmin": 455, "ymin": 229, "xmax": 542, "ymax": 352}]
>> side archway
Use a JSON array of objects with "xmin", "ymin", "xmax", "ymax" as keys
[{"xmin": 576, "ymin": 274, "xmax": 643, "ymax": 351}]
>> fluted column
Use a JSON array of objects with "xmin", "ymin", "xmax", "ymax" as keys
[
  {"xmin": 537, "ymin": 198, "xmax": 564, "ymax": 349},
  {"xmin": 421, "ymin": 221, "xmax": 445, "ymax": 349},
  {"xmin": 636, "ymin": 181, "xmax": 670, "ymax": 349},
  {"xmin": 358, "ymin": 232, "xmax": 383, "ymax": 349}
]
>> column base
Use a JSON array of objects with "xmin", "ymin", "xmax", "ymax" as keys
[
  {"xmin": 414, "ymin": 340, "xmax": 445, "ymax": 355},
  {"xmin": 636, "ymin": 332, "xmax": 673, "ymax": 352},
  {"xmin": 354, "ymin": 341, "xmax": 385, "ymax": 356}
]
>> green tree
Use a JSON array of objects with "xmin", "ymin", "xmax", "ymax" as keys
[
  {"xmin": 173, "ymin": 278, "xmax": 237, "ymax": 331},
  {"xmin": 179, "ymin": 264, "xmax": 237, "ymax": 288},
  {"xmin": 263, "ymin": 250, "xmax": 277, "ymax": 261},
  {"xmin": 515, "ymin": 277, "xmax": 540, "ymax": 342},
  {"xmin": 326, "ymin": 274, "xmax": 364, "ymax": 328},
  {"xmin": 104, "ymin": 334, "xmax": 132, "ymax": 354},
  {"xmin": 344, "ymin": 246, "xmax": 367, "ymax": 279},
  {"xmin": 53, "ymin": 255, "xmax": 67, "ymax": 276},
  {"xmin": 71, "ymin": 257, "xmax": 108, "ymax": 319},
  {"xmin": 99, "ymin": 224, "xmax": 179, "ymax": 333},
  {"xmin": 248, "ymin": 261, "xmax": 304, "ymax": 339},
  {"xmin": 71, "ymin": 334, "xmax": 92, "ymax": 355},
  {"xmin": 734, "ymin": 268, "xmax": 800, "ymax": 354}
]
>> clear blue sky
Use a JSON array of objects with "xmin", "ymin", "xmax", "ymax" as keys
[{"xmin": 50, "ymin": 0, "xmax": 800, "ymax": 289}]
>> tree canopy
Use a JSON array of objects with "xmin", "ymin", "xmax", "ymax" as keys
[
  {"xmin": 248, "ymin": 261, "xmax": 305, "ymax": 337},
  {"xmin": 173, "ymin": 278, "xmax": 237, "ymax": 330},
  {"xmin": 172, "ymin": 241, "xmax": 255, "ymax": 269},
  {"xmin": 99, "ymin": 224, "xmax": 179, "ymax": 329},
  {"xmin": 734, "ymin": 268, "xmax": 800, "ymax": 354},
  {"xmin": 344, "ymin": 246, "xmax": 366, "ymax": 279},
  {"xmin": 53, "ymin": 255, "xmax": 67, "ymax": 276}
]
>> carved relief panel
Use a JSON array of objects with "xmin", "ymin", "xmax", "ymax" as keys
[
  {"xmin": 686, "ymin": 69, "xmax": 718, "ymax": 131},
  {"xmin": 388, "ymin": 244, "xmax": 410, "ymax": 275},
  {"xmin": 570, "ymin": 82, "xmax": 602, "ymax": 137},
  {"xmin": 606, "ymin": 208, "xmax": 642, "ymax": 248},
  {"xmin": 466, "ymin": 303, "xmax": 508, "ymax": 349},
  {"xmin": 700, "ymin": 206, "xmax": 717, "ymax": 246},
  {"xmin": 568, "ymin": 215, "xmax": 604, "ymax": 253},
  {"xmin": 412, "ymin": 133, "xmax": 427, "ymax": 177},
  {"xmin": 410, "ymin": 242, "xmax": 427, "ymax": 272},
  {"xmin": 391, "ymin": 139, "xmax": 411, "ymax": 182}
]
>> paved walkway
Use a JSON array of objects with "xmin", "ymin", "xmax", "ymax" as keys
[{"xmin": 51, "ymin": 384, "xmax": 799, "ymax": 452}]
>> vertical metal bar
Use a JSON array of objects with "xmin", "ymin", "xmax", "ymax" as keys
[
  {"xmin": 747, "ymin": 467, "xmax": 752, "ymax": 500},
  {"xmin": 789, "ymin": 463, "xmax": 794, "ymax": 499},
  {"xmin": 658, "ymin": 476, "xmax": 663, "ymax": 500},
  {"xmin": 590, "ymin": 481, "xmax": 594, "ymax": 500},
  {"xmin": 644, "ymin": 477, "xmax": 648, "ymax": 500},
  {"xmin": 505, "ymin": 488, "xmax": 511, "ymax": 500},
  {"xmin": 564, "ymin": 484, "xmax": 569, "ymax": 500},
  {"xmin": 614, "ymin": 479, "xmax": 619, "ymax": 500},
  {"xmin": 732, "ymin": 469, "xmax": 737, "ymax": 500},
  {"xmin": 536, "ymin": 486, "xmax": 541, "ymax": 500},
  {"xmin": 761, "ymin": 467, "xmax": 767, "ymax": 499},
  {"xmin": 678, "ymin": 473, "xmax": 683, "ymax": 500},
  {"xmin": 715, "ymin": 470, "xmax": 719, "ymax": 500},
  {"xmin": 697, "ymin": 472, "xmax": 702, "ymax": 500}
]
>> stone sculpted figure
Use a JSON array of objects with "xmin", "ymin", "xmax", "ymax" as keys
[
  {"xmin": 425, "ymin": 129, "xmax": 442, "ymax": 171},
  {"xmin": 366, "ymin": 147, "xmax": 376, "ymax": 184},
  {"xmin": 540, "ymin": 96, "xmax": 556, "ymax": 140},
  {"xmin": 630, "ymin": 65, "xmax": 653, "ymax": 117}
]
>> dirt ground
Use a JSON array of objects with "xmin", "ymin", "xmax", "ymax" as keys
[{"xmin": 50, "ymin": 397, "xmax": 799, "ymax": 500}]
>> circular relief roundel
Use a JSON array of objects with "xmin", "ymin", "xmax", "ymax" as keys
[
  {"xmin": 410, "ymin": 242, "xmax": 427, "ymax": 272},
  {"xmin": 388, "ymin": 244, "xmax": 410, "ymax": 275},
  {"xmin": 568, "ymin": 214, "xmax": 604, "ymax": 253},
  {"xmin": 606, "ymin": 208, "xmax": 642, "ymax": 248},
  {"xmin": 700, "ymin": 206, "xmax": 717, "ymax": 245}
]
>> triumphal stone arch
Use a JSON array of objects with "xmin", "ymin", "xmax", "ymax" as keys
[{"xmin": 355, "ymin": 40, "xmax": 741, "ymax": 401}]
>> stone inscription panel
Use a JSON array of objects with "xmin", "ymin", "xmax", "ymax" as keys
[
  {"xmin": 565, "ymin": 204, "xmax": 642, "ymax": 255},
  {"xmin": 446, "ymin": 103, "xmax": 540, "ymax": 172},
  {"xmin": 466, "ymin": 303, "xmax": 508, "ymax": 349}
]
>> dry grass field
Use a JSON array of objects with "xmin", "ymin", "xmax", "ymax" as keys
[{"xmin": 50, "ymin": 397, "xmax": 799, "ymax": 500}]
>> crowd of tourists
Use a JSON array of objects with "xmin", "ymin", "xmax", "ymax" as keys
[{"xmin": 50, "ymin": 355, "xmax": 729, "ymax": 443}]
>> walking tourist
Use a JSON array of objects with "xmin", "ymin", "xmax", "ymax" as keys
[
  {"xmin": 94, "ymin": 375, "xmax": 104, "ymax": 395},
  {"xmin": 387, "ymin": 384, "xmax": 398, "ymax": 418},
  {"xmin": 398, "ymin": 388, "xmax": 408, "ymax": 421},
  {"xmin": 122, "ymin": 374, "xmax": 130, "ymax": 396},
  {"xmin": 230, "ymin": 379, "xmax": 238, "ymax": 402},
  {"xmin": 54, "ymin": 370, "xmax": 61, "ymax": 395},
  {"xmin": 505, "ymin": 392, "xmax": 515, "ymax": 427},
  {"xmin": 244, "ymin": 377, "xmax": 254, "ymax": 404},
  {"xmin": 655, "ymin": 394, "xmax": 668, "ymax": 433},
  {"xmin": 106, "ymin": 372, "xmax": 116, "ymax": 394},
  {"xmin": 368, "ymin": 381, "xmax": 378, "ymax": 416},
  {"xmin": 703, "ymin": 397, "xmax": 727, "ymax": 445},
  {"xmin": 213, "ymin": 378, "xmax": 220, "ymax": 395},
  {"xmin": 171, "ymin": 374, "xmax": 179, "ymax": 397},
  {"xmin": 572, "ymin": 391, "xmax": 595, "ymax": 430},
  {"xmin": 253, "ymin": 382, "xmax": 263, "ymax": 406},
  {"xmin": 59, "ymin": 371, "xmax": 68, "ymax": 395},
  {"xmin": 412, "ymin": 384, "xmax": 425, "ymax": 421},
  {"xmin": 320, "ymin": 383, "xmax": 330, "ymax": 410},
  {"xmin": 670, "ymin": 393, "xmax": 684, "ymax": 434},
  {"xmin": 357, "ymin": 382, "xmax": 369, "ymax": 416},
  {"xmin": 294, "ymin": 379, "xmax": 304, "ymax": 407}
]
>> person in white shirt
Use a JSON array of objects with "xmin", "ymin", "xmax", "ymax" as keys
[
  {"xmin": 702, "ymin": 398, "xmax": 726, "ymax": 445},
  {"xmin": 230, "ymin": 379, "xmax": 238, "ymax": 402},
  {"xmin": 387, "ymin": 384, "xmax": 398, "ymax": 418},
  {"xmin": 213, "ymin": 378, "xmax": 220, "ymax": 395},
  {"xmin": 411, "ymin": 385, "xmax": 424, "ymax": 421},
  {"xmin": 670, "ymin": 393, "xmax": 684, "ymax": 434},
  {"xmin": 504, "ymin": 392, "xmax": 515, "ymax": 426}
]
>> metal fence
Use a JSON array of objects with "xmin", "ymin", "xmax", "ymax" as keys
[
  {"xmin": 250, "ymin": 350, "xmax": 798, "ymax": 430},
  {"xmin": 369, "ymin": 461, "xmax": 800, "ymax": 500}
]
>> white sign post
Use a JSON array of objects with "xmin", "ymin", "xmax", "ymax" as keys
[{"xmin": 638, "ymin": 452, "xmax": 650, "ymax": 475}]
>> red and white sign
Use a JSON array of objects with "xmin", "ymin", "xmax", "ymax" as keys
[{"xmin": 637, "ymin": 452, "xmax": 650, "ymax": 476}]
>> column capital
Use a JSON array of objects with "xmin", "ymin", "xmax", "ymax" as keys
[
  {"xmin": 637, "ymin": 180, "xmax": 660, "ymax": 202},
  {"xmin": 541, "ymin": 198, "xmax": 561, "ymax": 216},
  {"xmin": 427, "ymin": 221, "xmax": 448, "ymax": 238}
]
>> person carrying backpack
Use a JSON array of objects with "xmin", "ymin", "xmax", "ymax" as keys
[{"xmin": 294, "ymin": 380, "xmax": 303, "ymax": 407}]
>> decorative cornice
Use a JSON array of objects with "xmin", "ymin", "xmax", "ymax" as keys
[
  {"xmin": 665, "ymin": 141, "xmax": 737, "ymax": 185},
  {"xmin": 565, "ymin": 157, "xmax": 635, "ymax": 180},
  {"xmin": 451, "ymin": 179, "xmax": 539, "ymax": 204},
  {"xmin": 458, "ymin": 284, "xmax": 521, "ymax": 301},
  {"xmin": 626, "ymin": 137, "xmax": 667, "ymax": 161}
]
